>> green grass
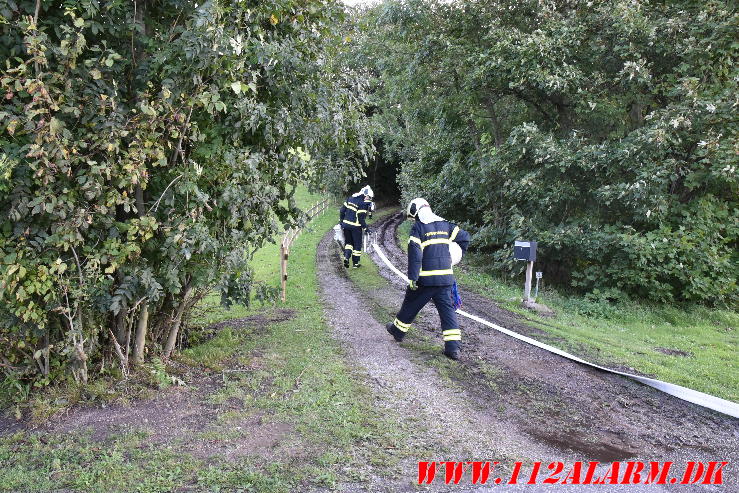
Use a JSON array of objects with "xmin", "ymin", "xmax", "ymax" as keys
[
  {"xmin": 0, "ymin": 431, "xmax": 201, "ymax": 492},
  {"xmin": 456, "ymin": 255, "xmax": 739, "ymax": 402},
  {"xmin": 192, "ymin": 185, "xmax": 325, "ymax": 322},
  {"xmin": 397, "ymin": 218, "xmax": 411, "ymax": 252},
  {"xmin": 0, "ymin": 192, "xmax": 413, "ymax": 492},
  {"xmin": 398, "ymin": 216, "xmax": 737, "ymax": 402},
  {"xmin": 178, "ymin": 328, "xmax": 242, "ymax": 370}
]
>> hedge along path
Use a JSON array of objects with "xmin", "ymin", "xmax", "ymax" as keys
[
  {"xmin": 280, "ymin": 198, "xmax": 330, "ymax": 302},
  {"xmin": 373, "ymin": 244, "xmax": 739, "ymax": 420}
]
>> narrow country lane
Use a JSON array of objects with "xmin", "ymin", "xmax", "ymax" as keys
[{"xmin": 316, "ymin": 214, "xmax": 738, "ymax": 492}]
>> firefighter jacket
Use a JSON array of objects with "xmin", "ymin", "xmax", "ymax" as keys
[
  {"xmin": 408, "ymin": 219, "xmax": 470, "ymax": 286},
  {"xmin": 340, "ymin": 195, "xmax": 368, "ymax": 229}
]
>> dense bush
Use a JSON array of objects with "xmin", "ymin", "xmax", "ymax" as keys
[
  {"xmin": 0, "ymin": 0, "xmax": 370, "ymax": 391},
  {"xmin": 355, "ymin": 0, "xmax": 737, "ymax": 304}
]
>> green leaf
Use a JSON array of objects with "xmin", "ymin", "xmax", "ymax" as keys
[
  {"xmin": 49, "ymin": 117, "xmax": 64, "ymax": 135},
  {"xmin": 140, "ymin": 104, "xmax": 157, "ymax": 116}
]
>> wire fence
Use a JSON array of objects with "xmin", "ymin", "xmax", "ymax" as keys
[{"xmin": 279, "ymin": 198, "xmax": 330, "ymax": 302}]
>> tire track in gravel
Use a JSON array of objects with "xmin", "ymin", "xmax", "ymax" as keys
[
  {"xmin": 317, "ymin": 220, "xmax": 734, "ymax": 492},
  {"xmin": 363, "ymin": 212, "xmax": 737, "ymax": 490}
]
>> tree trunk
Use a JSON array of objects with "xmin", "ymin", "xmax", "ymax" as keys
[
  {"xmin": 135, "ymin": 184, "xmax": 145, "ymax": 216},
  {"xmin": 163, "ymin": 285, "xmax": 193, "ymax": 358},
  {"xmin": 628, "ymin": 100, "xmax": 645, "ymax": 130},
  {"xmin": 114, "ymin": 307, "xmax": 127, "ymax": 345},
  {"xmin": 551, "ymin": 94, "xmax": 574, "ymax": 137},
  {"xmin": 484, "ymin": 96, "xmax": 505, "ymax": 146},
  {"xmin": 130, "ymin": 0, "xmax": 150, "ymax": 366},
  {"xmin": 132, "ymin": 303, "xmax": 149, "ymax": 365}
]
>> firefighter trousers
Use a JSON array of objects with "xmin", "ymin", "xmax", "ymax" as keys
[
  {"xmin": 342, "ymin": 226, "xmax": 363, "ymax": 265},
  {"xmin": 391, "ymin": 284, "xmax": 461, "ymax": 349}
]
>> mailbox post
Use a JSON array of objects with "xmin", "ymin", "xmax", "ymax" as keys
[{"xmin": 513, "ymin": 241, "xmax": 537, "ymax": 303}]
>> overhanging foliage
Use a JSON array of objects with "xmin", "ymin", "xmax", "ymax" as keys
[
  {"xmin": 0, "ymin": 0, "xmax": 370, "ymax": 390},
  {"xmin": 355, "ymin": 0, "xmax": 737, "ymax": 304}
]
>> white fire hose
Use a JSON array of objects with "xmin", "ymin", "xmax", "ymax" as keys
[{"xmin": 372, "ymin": 244, "xmax": 739, "ymax": 419}]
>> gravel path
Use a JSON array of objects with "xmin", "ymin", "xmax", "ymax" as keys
[{"xmin": 316, "ymin": 214, "xmax": 738, "ymax": 492}]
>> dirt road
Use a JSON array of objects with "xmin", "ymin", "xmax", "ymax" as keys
[{"xmin": 317, "ymin": 213, "xmax": 738, "ymax": 491}]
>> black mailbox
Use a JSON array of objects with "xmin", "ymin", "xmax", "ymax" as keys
[{"xmin": 513, "ymin": 240, "xmax": 537, "ymax": 261}]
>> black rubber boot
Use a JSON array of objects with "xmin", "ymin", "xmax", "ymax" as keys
[
  {"xmin": 353, "ymin": 263, "xmax": 361, "ymax": 268},
  {"xmin": 385, "ymin": 322, "xmax": 404, "ymax": 342},
  {"xmin": 343, "ymin": 258, "xmax": 350, "ymax": 268},
  {"xmin": 443, "ymin": 341, "xmax": 461, "ymax": 360}
]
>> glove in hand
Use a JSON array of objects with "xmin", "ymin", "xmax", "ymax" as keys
[{"xmin": 408, "ymin": 280, "xmax": 418, "ymax": 290}]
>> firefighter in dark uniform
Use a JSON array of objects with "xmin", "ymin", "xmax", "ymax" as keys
[
  {"xmin": 339, "ymin": 186, "xmax": 372, "ymax": 268},
  {"xmin": 386, "ymin": 198, "xmax": 470, "ymax": 359}
]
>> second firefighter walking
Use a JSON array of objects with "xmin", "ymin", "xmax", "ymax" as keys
[
  {"xmin": 339, "ymin": 186, "xmax": 374, "ymax": 268},
  {"xmin": 386, "ymin": 198, "xmax": 470, "ymax": 360}
]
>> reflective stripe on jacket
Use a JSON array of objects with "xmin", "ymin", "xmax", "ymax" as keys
[
  {"xmin": 339, "ymin": 195, "xmax": 368, "ymax": 229},
  {"xmin": 408, "ymin": 219, "xmax": 470, "ymax": 286}
]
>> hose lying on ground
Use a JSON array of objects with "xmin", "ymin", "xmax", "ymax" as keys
[{"xmin": 372, "ymin": 243, "xmax": 739, "ymax": 420}]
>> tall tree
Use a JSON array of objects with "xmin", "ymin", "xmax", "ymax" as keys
[
  {"xmin": 356, "ymin": 0, "xmax": 738, "ymax": 304},
  {"xmin": 0, "ymin": 0, "xmax": 370, "ymax": 388}
]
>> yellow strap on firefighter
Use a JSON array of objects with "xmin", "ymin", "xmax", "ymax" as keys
[
  {"xmin": 393, "ymin": 318, "xmax": 410, "ymax": 332},
  {"xmin": 408, "ymin": 236, "xmax": 422, "ymax": 246},
  {"xmin": 420, "ymin": 238, "xmax": 451, "ymax": 248},
  {"xmin": 442, "ymin": 329, "xmax": 461, "ymax": 341},
  {"xmin": 342, "ymin": 218, "xmax": 361, "ymax": 227},
  {"xmin": 450, "ymin": 226, "xmax": 459, "ymax": 241}
]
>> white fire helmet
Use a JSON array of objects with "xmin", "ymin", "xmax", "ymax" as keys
[
  {"xmin": 407, "ymin": 198, "xmax": 444, "ymax": 224},
  {"xmin": 406, "ymin": 198, "xmax": 429, "ymax": 219},
  {"xmin": 361, "ymin": 185, "xmax": 374, "ymax": 199},
  {"xmin": 407, "ymin": 198, "xmax": 462, "ymax": 264}
]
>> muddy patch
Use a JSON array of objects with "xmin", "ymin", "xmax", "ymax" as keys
[
  {"xmin": 525, "ymin": 427, "xmax": 638, "ymax": 462},
  {"xmin": 187, "ymin": 417, "xmax": 294, "ymax": 461},
  {"xmin": 48, "ymin": 375, "xmax": 223, "ymax": 442},
  {"xmin": 0, "ymin": 413, "xmax": 24, "ymax": 435},
  {"xmin": 181, "ymin": 308, "xmax": 297, "ymax": 348},
  {"xmin": 198, "ymin": 309, "xmax": 296, "ymax": 333},
  {"xmin": 1, "ymin": 309, "xmax": 298, "ymax": 464},
  {"xmin": 654, "ymin": 347, "xmax": 692, "ymax": 357}
]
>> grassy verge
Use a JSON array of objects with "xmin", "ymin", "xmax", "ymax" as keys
[
  {"xmin": 0, "ymin": 195, "xmax": 412, "ymax": 492},
  {"xmin": 398, "ymin": 216, "xmax": 738, "ymax": 401},
  {"xmin": 456, "ymin": 255, "xmax": 738, "ymax": 402}
]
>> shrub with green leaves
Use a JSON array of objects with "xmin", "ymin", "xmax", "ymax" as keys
[
  {"xmin": 0, "ymin": 0, "xmax": 370, "ymax": 392},
  {"xmin": 356, "ymin": 0, "xmax": 737, "ymax": 304}
]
